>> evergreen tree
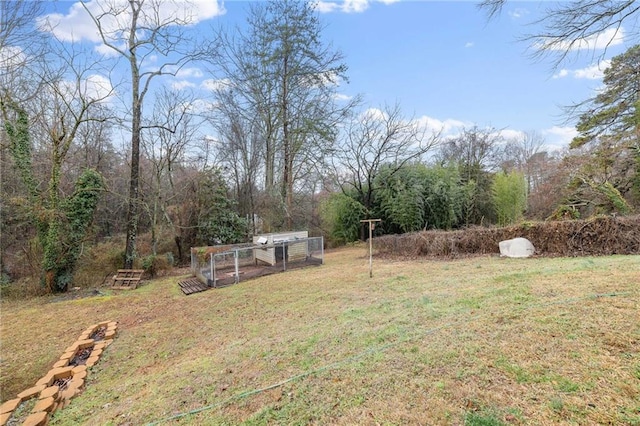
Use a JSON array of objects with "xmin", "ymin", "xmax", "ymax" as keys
[
  {"xmin": 572, "ymin": 45, "xmax": 640, "ymax": 150},
  {"xmin": 569, "ymin": 45, "xmax": 640, "ymax": 210}
]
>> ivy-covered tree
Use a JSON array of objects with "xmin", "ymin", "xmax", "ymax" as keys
[
  {"xmin": 43, "ymin": 169, "xmax": 103, "ymax": 291},
  {"xmin": 2, "ymin": 101, "xmax": 104, "ymax": 292}
]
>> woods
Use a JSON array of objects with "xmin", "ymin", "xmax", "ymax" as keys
[{"xmin": 2, "ymin": 0, "xmax": 640, "ymax": 292}]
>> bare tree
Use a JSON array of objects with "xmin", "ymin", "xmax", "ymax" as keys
[
  {"xmin": 438, "ymin": 126, "xmax": 503, "ymax": 178},
  {"xmin": 210, "ymin": 85, "xmax": 263, "ymax": 234},
  {"xmin": 437, "ymin": 126, "xmax": 503, "ymax": 225},
  {"xmin": 1, "ymin": 42, "xmax": 112, "ymax": 291},
  {"xmin": 335, "ymin": 103, "xmax": 440, "ymax": 214},
  {"xmin": 80, "ymin": 0, "xmax": 214, "ymax": 268},
  {"xmin": 501, "ymin": 131, "xmax": 546, "ymax": 192},
  {"xmin": 0, "ymin": 1, "xmax": 45, "ymax": 86},
  {"xmin": 213, "ymin": 19, "xmax": 281, "ymax": 197},
  {"xmin": 0, "ymin": 1, "xmax": 47, "ymax": 280},
  {"xmin": 141, "ymin": 88, "xmax": 201, "ymax": 255},
  {"xmin": 0, "ymin": 1, "xmax": 48, "ymax": 118},
  {"xmin": 480, "ymin": 0, "xmax": 640, "ymax": 66},
  {"xmin": 213, "ymin": 0, "xmax": 356, "ymax": 230},
  {"xmin": 0, "ymin": 1, "xmax": 42, "ymax": 48}
]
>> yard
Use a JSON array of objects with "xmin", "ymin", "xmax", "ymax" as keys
[{"xmin": 1, "ymin": 246, "xmax": 639, "ymax": 425}]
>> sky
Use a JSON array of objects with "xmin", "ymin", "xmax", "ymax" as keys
[{"xmin": 27, "ymin": 0, "xmax": 634, "ymax": 152}]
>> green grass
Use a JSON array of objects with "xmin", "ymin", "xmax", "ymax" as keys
[
  {"xmin": 464, "ymin": 410, "xmax": 506, "ymax": 426},
  {"xmin": 1, "ymin": 247, "xmax": 639, "ymax": 425}
]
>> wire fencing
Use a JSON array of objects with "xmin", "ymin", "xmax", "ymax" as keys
[{"xmin": 190, "ymin": 237, "xmax": 324, "ymax": 288}]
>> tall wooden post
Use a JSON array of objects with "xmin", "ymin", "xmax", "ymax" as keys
[{"xmin": 361, "ymin": 219, "xmax": 381, "ymax": 278}]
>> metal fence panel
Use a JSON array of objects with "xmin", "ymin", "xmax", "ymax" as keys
[{"xmin": 190, "ymin": 237, "xmax": 324, "ymax": 288}]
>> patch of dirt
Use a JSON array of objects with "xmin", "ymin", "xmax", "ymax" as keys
[{"xmin": 168, "ymin": 266, "xmax": 191, "ymax": 277}]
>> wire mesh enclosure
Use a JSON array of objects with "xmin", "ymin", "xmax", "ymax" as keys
[{"xmin": 190, "ymin": 236, "xmax": 324, "ymax": 288}]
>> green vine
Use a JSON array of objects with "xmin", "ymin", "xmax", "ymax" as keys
[
  {"xmin": 45, "ymin": 169, "xmax": 104, "ymax": 292},
  {"xmin": 2, "ymin": 99, "xmax": 104, "ymax": 292}
]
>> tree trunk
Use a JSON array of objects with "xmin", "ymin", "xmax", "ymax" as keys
[
  {"xmin": 265, "ymin": 126, "xmax": 275, "ymax": 193},
  {"xmin": 282, "ymin": 54, "xmax": 293, "ymax": 230},
  {"xmin": 124, "ymin": 120, "xmax": 140, "ymax": 268},
  {"xmin": 124, "ymin": 19, "xmax": 141, "ymax": 269}
]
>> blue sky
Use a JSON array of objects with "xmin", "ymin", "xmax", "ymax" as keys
[{"xmin": 34, "ymin": 0, "xmax": 631, "ymax": 151}]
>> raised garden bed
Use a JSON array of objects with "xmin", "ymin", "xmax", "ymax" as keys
[{"xmin": 0, "ymin": 321, "xmax": 118, "ymax": 426}]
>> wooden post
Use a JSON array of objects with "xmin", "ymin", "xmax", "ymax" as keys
[{"xmin": 360, "ymin": 219, "xmax": 381, "ymax": 278}]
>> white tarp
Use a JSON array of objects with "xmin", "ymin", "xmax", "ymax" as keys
[{"xmin": 499, "ymin": 237, "xmax": 535, "ymax": 258}]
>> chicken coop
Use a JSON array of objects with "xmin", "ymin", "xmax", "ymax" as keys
[
  {"xmin": 190, "ymin": 232, "xmax": 323, "ymax": 289},
  {"xmin": 253, "ymin": 231, "xmax": 309, "ymax": 265}
]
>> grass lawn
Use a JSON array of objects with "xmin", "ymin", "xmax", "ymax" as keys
[{"xmin": 1, "ymin": 246, "xmax": 639, "ymax": 425}]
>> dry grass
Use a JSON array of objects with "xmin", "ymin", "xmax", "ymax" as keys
[{"xmin": 1, "ymin": 246, "xmax": 639, "ymax": 425}]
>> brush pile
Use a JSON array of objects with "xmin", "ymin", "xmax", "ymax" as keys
[{"xmin": 374, "ymin": 215, "xmax": 640, "ymax": 258}]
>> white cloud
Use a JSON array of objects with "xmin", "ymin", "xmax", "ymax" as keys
[
  {"xmin": 542, "ymin": 126, "xmax": 578, "ymax": 150},
  {"xmin": 0, "ymin": 46, "xmax": 27, "ymax": 70},
  {"xmin": 201, "ymin": 78, "xmax": 232, "ymax": 92},
  {"xmin": 315, "ymin": 1, "xmax": 340, "ymax": 13},
  {"xmin": 343, "ymin": 0, "xmax": 370, "ymax": 13},
  {"xmin": 166, "ymin": 67, "xmax": 204, "ymax": 91},
  {"xmin": 176, "ymin": 67, "xmax": 204, "ymax": 79},
  {"xmin": 465, "ymin": 42, "xmax": 474, "ymax": 48},
  {"xmin": 171, "ymin": 80, "xmax": 197, "ymax": 90},
  {"xmin": 508, "ymin": 8, "xmax": 529, "ymax": 19},
  {"xmin": 58, "ymin": 73, "xmax": 115, "ymax": 103},
  {"xmin": 416, "ymin": 116, "xmax": 469, "ymax": 138},
  {"xmin": 301, "ymin": 70, "xmax": 342, "ymax": 88},
  {"xmin": 553, "ymin": 59, "xmax": 611, "ymax": 80},
  {"xmin": 334, "ymin": 93, "xmax": 353, "ymax": 102},
  {"xmin": 553, "ymin": 69, "xmax": 569, "ymax": 79},
  {"xmin": 574, "ymin": 60, "xmax": 611, "ymax": 79},
  {"xmin": 83, "ymin": 74, "xmax": 114, "ymax": 101},
  {"xmin": 362, "ymin": 107, "xmax": 388, "ymax": 121},
  {"xmin": 37, "ymin": 3, "xmax": 101, "ymax": 43},
  {"xmin": 316, "ymin": 0, "xmax": 397, "ymax": 14},
  {"xmin": 38, "ymin": 0, "xmax": 225, "ymax": 44},
  {"xmin": 538, "ymin": 27, "xmax": 624, "ymax": 51},
  {"xmin": 496, "ymin": 129, "xmax": 525, "ymax": 141},
  {"xmin": 190, "ymin": 99, "xmax": 218, "ymax": 115}
]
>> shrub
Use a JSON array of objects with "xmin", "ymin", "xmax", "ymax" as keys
[
  {"xmin": 320, "ymin": 193, "xmax": 366, "ymax": 245},
  {"xmin": 375, "ymin": 215, "xmax": 640, "ymax": 258},
  {"xmin": 140, "ymin": 253, "xmax": 173, "ymax": 278}
]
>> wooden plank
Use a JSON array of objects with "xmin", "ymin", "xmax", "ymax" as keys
[
  {"xmin": 178, "ymin": 278, "xmax": 208, "ymax": 295},
  {"xmin": 116, "ymin": 269, "xmax": 144, "ymax": 275}
]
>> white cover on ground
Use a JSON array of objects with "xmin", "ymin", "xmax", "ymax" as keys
[{"xmin": 499, "ymin": 237, "xmax": 535, "ymax": 258}]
